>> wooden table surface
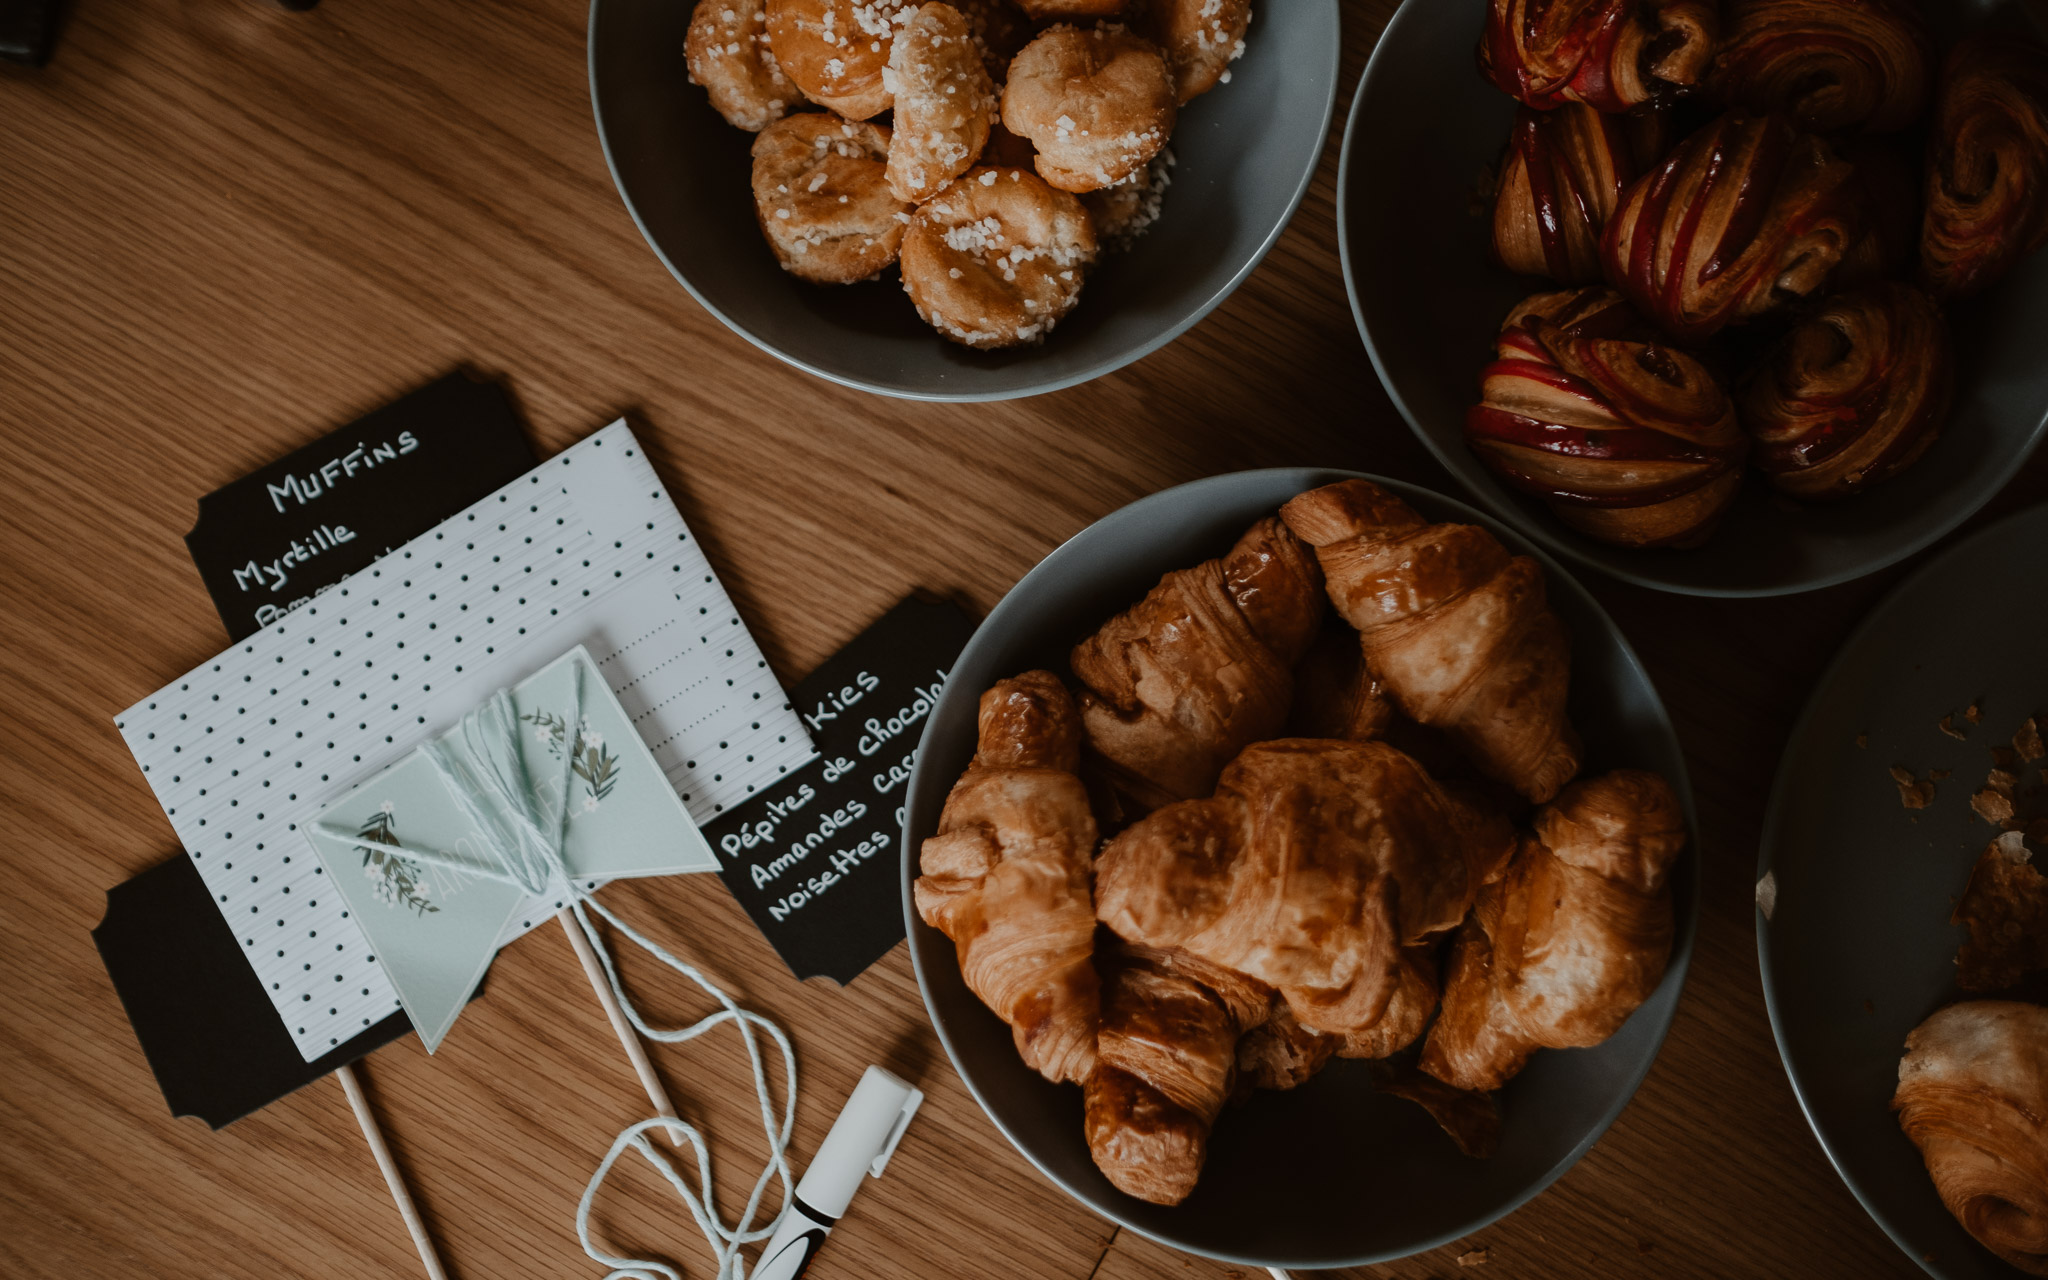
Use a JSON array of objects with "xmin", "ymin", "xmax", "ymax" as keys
[{"xmin": 4, "ymin": 1, "xmax": 2042, "ymax": 1277}]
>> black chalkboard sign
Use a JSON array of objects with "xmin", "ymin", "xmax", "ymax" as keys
[
  {"xmin": 704, "ymin": 595, "xmax": 979, "ymax": 984},
  {"xmin": 185, "ymin": 370, "xmax": 534, "ymax": 641},
  {"xmin": 95, "ymin": 370, "xmax": 528, "ymax": 1125}
]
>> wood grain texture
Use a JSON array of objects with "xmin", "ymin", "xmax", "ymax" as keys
[{"xmin": 1, "ymin": 0, "xmax": 2042, "ymax": 1278}]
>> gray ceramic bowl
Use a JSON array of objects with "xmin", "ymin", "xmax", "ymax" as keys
[
  {"xmin": 587, "ymin": 0, "xmax": 1339, "ymax": 401},
  {"xmin": 1338, "ymin": 0, "xmax": 2048, "ymax": 598},
  {"xmin": 901, "ymin": 468, "xmax": 1701, "ymax": 1268},
  {"xmin": 1759, "ymin": 502, "xmax": 2048, "ymax": 1280}
]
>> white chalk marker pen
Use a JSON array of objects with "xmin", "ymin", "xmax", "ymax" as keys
[{"xmin": 752, "ymin": 1065, "xmax": 924, "ymax": 1280}]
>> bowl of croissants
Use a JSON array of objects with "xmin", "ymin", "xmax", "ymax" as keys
[
  {"xmin": 901, "ymin": 469, "xmax": 1702, "ymax": 1266},
  {"xmin": 587, "ymin": 0, "xmax": 1337, "ymax": 400},
  {"xmin": 1340, "ymin": 0, "xmax": 2048, "ymax": 596}
]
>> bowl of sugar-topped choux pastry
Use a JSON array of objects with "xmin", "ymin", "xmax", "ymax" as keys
[{"xmin": 590, "ymin": 0, "xmax": 1339, "ymax": 399}]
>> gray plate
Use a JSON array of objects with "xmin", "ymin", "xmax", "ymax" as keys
[
  {"xmin": 587, "ymin": 0, "xmax": 1339, "ymax": 402},
  {"xmin": 1337, "ymin": 0, "xmax": 2048, "ymax": 598},
  {"xmin": 900, "ymin": 468, "xmax": 1702, "ymax": 1268},
  {"xmin": 1758, "ymin": 501, "xmax": 2048, "ymax": 1280}
]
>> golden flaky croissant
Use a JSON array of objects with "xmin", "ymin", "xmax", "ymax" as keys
[
  {"xmin": 1920, "ymin": 36, "xmax": 2048, "ymax": 300},
  {"xmin": 1095, "ymin": 738, "xmax": 1514, "ymax": 1040},
  {"xmin": 915, "ymin": 671, "xmax": 1100, "ymax": 1084},
  {"xmin": 1085, "ymin": 943, "xmax": 1270, "ymax": 1205},
  {"xmin": 1280, "ymin": 479, "xmax": 1581, "ymax": 804},
  {"xmin": 1894, "ymin": 1000, "xmax": 2048, "ymax": 1276},
  {"xmin": 1421, "ymin": 770, "xmax": 1685, "ymax": 1093},
  {"xmin": 1070, "ymin": 516, "xmax": 1326, "ymax": 813}
]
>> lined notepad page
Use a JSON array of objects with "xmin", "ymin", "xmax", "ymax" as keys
[{"xmin": 117, "ymin": 422, "xmax": 815, "ymax": 1059}]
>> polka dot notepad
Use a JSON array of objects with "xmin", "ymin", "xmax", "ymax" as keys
[{"xmin": 115, "ymin": 422, "xmax": 816, "ymax": 1060}]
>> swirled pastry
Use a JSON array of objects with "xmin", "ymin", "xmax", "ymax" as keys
[
  {"xmin": 1920, "ymin": 36, "xmax": 2048, "ymax": 300},
  {"xmin": 914, "ymin": 671, "xmax": 1100, "ymax": 1084},
  {"xmin": 765, "ymin": 0, "xmax": 913, "ymax": 119},
  {"xmin": 1420, "ymin": 770, "xmax": 1685, "ymax": 1093},
  {"xmin": 1894, "ymin": 1001, "xmax": 2048, "ymax": 1276},
  {"xmin": 1479, "ymin": 0, "xmax": 1718, "ymax": 113},
  {"xmin": 1492, "ymin": 103, "xmax": 1668, "ymax": 283},
  {"xmin": 1094, "ymin": 738, "xmax": 1515, "ymax": 1039},
  {"xmin": 1139, "ymin": 0, "xmax": 1250, "ymax": 103},
  {"xmin": 1280, "ymin": 479, "xmax": 1581, "ymax": 804},
  {"xmin": 1002, "ymin": 25, "xmax": 1177, "ymax": 193},
  {"xmin": 688, "ymin": 0, "xmax": 807, "ymax": 131},
  {"xmin": 750, "ymin": 113, "xmax": 910, "ymax": 282},
  {"xmin": 1070, "ymin": 515, "xmax": 1325, "ymax": 813},
  {"xmin": 1601, "ymin": 111, "xmax": 1862, "ymax": 340},
  {"xmin": 1467, "ymin": 287, "xmax": 1746, "ymax": 549},
  {"xmin": 1737, "ymin": 281, "xmax": 1951, "ymax": 501},
  {"xmin": 883, "ymin": 3, "xmax": 998, "ymax": 201},
  {"xmin": 900, "ymin": 166, "xmax": 1096, "ymax": 346},
  {"xmin": 1709, "ymin": 0, "xmax": 1931, "ymax": 134}
]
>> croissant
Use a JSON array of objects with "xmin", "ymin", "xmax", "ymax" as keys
[
  {"xmin": 1284, "ymin": 624, "xmax": 1396, "ymax": 743},
  {"xmin": 1279, "ymin": 479, "xmax": 1581, "ymax": 804},
  {"xmin": 1339, "ymin": 943, "xmax": 1440, "ymax": 1060},
  {"xmin": 1894, "ymin": 1000, "xmax": 2048, "ymax": 1276},
  {"xmin": 1094, "ymin": 738, "xmax": 1514, "ymax": 1039},
  {"xmin": 1601, "ymin": 110, "xmax": 1862, "ymax": 341},
  {"xmin": 1709, "ymin": 0, "xmax": 1932, "ymax": 134},
  {"xmin": 1070, "ymin": 515, "xmax": 1325, "ymax": 813},
  {"xmin": 1085, "ymin": 943, "xmax": 1270, "ymax": 1205},
  {"xmin": 1235, "ymin": 999, "xmax": 1342, "ymax": 1094},
  {"xmin": 1492, "ymin": 103, "xmax": 1669, "ymax": 282},
  {"xmin": 914, "ymin": 671, "xmax": 1100, "ymax": 1084},
  {"xmin": 1920, "ymin": 36, "xmax": 2048, "ymax": 300},
  {"xmin": 1737, "ymin": 281, "xmax": 1952, "ymax": 501},
  {"xmin": 1420, "ymin": 770, "xmax": 1685, "ymax": 1093},
  {"xmin": 1478, "ymin": 0, "xmax": 1719, "ymax": 113},
  {"xmin": 1467, "ymin": 287, "xmax": 1748, "ymax": 549}
]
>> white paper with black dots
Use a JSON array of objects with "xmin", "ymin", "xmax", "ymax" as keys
[{"xmin": 115, "ymin": 421, "xmax": 815, "ymax": 1060}]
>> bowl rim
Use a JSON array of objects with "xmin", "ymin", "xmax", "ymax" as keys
[
  {"xmin": 586, "ymin": 0, "xmax": 1344, "ymax": 404},
  {"xmin": 900, "ymin": 466, "xmax": 1702, "ymax": 1268},
  {"xmin": 1755, "ymin": 499, "xmax": 2048, "ymax": 1280},
  {"xmin": 1334, "ymin": 0, "xmax": 2048, "ymax": 600}
]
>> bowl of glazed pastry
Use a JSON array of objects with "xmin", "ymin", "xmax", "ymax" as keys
[
  {"xmin": 901, "ymin": 468, "xmax": 1702, "ymax": 1268},
  {"xmin": 1339, "ymin": 0, "xmax": 2048, "ymax": 596},
  {"xmin": 588, "ymin": 0, "xmax": 1338, "ymax": 401}
]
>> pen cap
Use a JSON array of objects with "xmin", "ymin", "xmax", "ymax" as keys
[{"xmin": 795, "ymin": 1065, "xmax": 923, "ymax": 1219}]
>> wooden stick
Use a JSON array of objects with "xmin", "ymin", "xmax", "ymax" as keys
[
  {"xmin": 336, "ymin": 1063, "xmax": 450, "ymax": 1280},
  {"xmin": 557, "ymin": 908, "xmax": 684, "ymax": 1145}
]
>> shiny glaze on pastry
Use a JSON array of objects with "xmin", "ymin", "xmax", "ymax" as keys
[
  {"xmin": 1493, "ymin": 102, "xmax": 1669, "ymax": 283},
  {"xmin": 1600, "ymin": 110, "xmax": 1862, "ymax": 340},
  {"xmin": 1468, "ymin": 287, "xmax": 1747, "ymax": 548},
  {"xmin": 1709, "ymin": 0, "xmax": 1931, "ymax": 134},
  {"xmin": 899, "ymin": 165, "xmax": 1096, "ymax": 347},
  {"xmin": 1479, "ymin": 0, "xmax": 1718, "ymax": 112},
  {"xmin": 688, "ymin": 0, "xmax": 807, "ymax": 131},
  {"xmin": 1001, "ymin": 24, "xmax": 1177, "ymax": 192},
  {"xmin": 765, "ymin": 0, "xmax": 913, "ymax": 119}
]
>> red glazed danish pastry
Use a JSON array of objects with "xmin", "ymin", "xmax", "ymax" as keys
[
  {"xmin": 1920, "ymin": 36, "xmax": 2048, "ymax": 300},
  {"xmin": 1479, "ymin": 0, "xmax": 1718, "ymax": 113},
  {"xmin": 1737, "ymin": 281, "xmax": 1952, "ymax": 501},
  {"xmin": 1466, "ymin": 288, "xmax": 1747, "ymax": 549},
  {"xmin": 1492, "ymin": 102, "xmax": 1668, "ymax": 283},
  {"xmin": 1600, "ymin": 111, "xmax": 1861, "ymax": 341},
  {"xmin": 1709, "ymin": 0, "xmax": 1931, "ymax": 134}
]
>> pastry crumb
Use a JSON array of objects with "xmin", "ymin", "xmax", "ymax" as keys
[
  {"xmin": 1457, "ymin": 1249, "xmax": 1490, "ymax": 1268},
  {"xmin": 1964, "ymin": 700, "xmax": 1984, "ymax": 724},
  {"xmin": 1971, "ymin": 788, "xmax": 2015, "ymax": 825},
  {"xmin": 1855, "ymin": 730, "xmax": 1870, "ymax": 749},
  {"xmin": 2015, "ymin": 717, "xmax": 2044, "ymax": 762},
  {"xmin": 1939, "ymin": 713, "xmax": 1967, "ymax": 740},
  {"xmin": 1891, "ymin": 765, "xmax": 1935, "ymax": 809}
]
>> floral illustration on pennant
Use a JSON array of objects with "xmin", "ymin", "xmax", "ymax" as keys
[
  {"xmin": 522, "ymin": 710, "xmax": 622, "ymax": 803},
  {"xmin": 358, "ymin": 803, "xmax": 440, "ymax": 916}
]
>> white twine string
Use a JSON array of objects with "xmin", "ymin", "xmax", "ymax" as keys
[{"xmin": 320, "ymin": 666, "xmax": 796, "ymax": 1279}]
